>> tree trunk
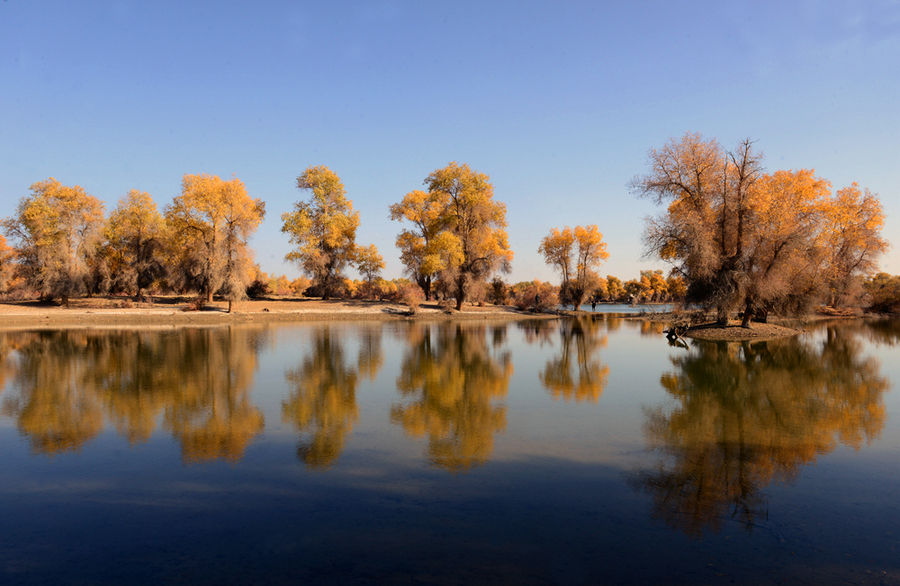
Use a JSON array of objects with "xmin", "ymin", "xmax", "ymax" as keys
[
  {"xmin": 716, "ymin": 306, "xmax": 729, "ymax": 325},
  {"xmin": 740, "ymin": 302, "xmax": 753, "ymax": 329}
]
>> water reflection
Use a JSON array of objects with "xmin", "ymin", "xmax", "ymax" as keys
[
  {"xmin": 0, "ymin": 327, "xmax": 269, "ymax": 462},
  {"xmin": 856, "ymin": 317, "xmax": 900, "ymax": 347},
  {"xmin": 282, "ymin": 325, "xmax": 383, "ymax": 470},
  {"xmin": 632, "ymin": 327, "xmax": 889, "ymax": 538},
  {"xmin": 516, "ymin": 319, "xmax": 556, "ymax": 346},
  {"xmin": 539, "ymin": 316, "xmax": 609, "ymax": 402},
  {"xmin": 164, "ymin": 327, "xmax": 267, "ymax": 463},
  {"xmin": 391, "ymin": 323, "xmax": 512, "ymax": 473}
]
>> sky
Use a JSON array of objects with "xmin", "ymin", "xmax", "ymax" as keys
[{"xmin": 2, "ymin": 0, "xmax": 899, "ymax": 285}]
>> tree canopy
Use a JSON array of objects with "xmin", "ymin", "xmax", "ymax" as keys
[
  {"xmin": 2, "ymin": 178, "xmax": 106, "ymax": 301},
  {"xmin": 104, "ymin": 189, "xmax": 169, "ymax": 298},
  {"xmin": 282, "ymin": 165, "xmax": 360, "ymax": 300},
  {"xmin": 631, "ymin": 133, "xmax": 888, "ymax": 325},
  {"xmin": 539, "ymin": 225, "xmax": 609, "ymax": 309},
  {"xmin": 165, "ymin": 173, "xmax": 265, "ymax": 308},
  {"xmin": 393, "ymin": 162, "xmax": 513, "ymax": 309}
]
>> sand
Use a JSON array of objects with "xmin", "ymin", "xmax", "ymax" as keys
[
  {"xmin": 0, "ymin": 297, "xmax": 815, "ymax": 341},
  {"xmin": 0, "ymin": 296, "xmax": 554, "ymax": 326}
]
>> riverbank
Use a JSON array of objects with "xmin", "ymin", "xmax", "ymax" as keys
[
  {"xmin": 0, "ymin": 297, "xmax": 876, "ymax": 341},
  {"xmin": 0, "ymin": 296, "xmax": 558, "ymax": 326}
]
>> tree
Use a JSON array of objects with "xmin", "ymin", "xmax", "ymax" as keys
[
  {"xmin": 394, "ymin": 162, "xmax": 512, "ymax": 310},
  {"xmin": 355, "ymin": 243, "xmax": 385, "ymax": 298},
  {"xmin": 389, "ymin": 189, "xmax": 454, "ymax": 300},
  {"xmin": 865, "ymin": 273, "xmax": 900, "ymax": 313},
  {"xmin": 2, "ymin": 178, "xmax": 105, "ymax": 301},
  {"xmin": 606, "ymin": 275, "xmax": 625, "ymax": 302},
  {"xmin": 282, "ymin": 166, "xmax": 360, "ymax": 300},
  {"xmin": 666, "ymin": 274, "xmax": 687, "ymax": 300},
  {"xmin": 737, "ymin": 168, "xmax": 831, "ymax": 321},
  {"xmin": 0, "ymin": 234, "xmax": 14, "ymax": 294},
  {"xmin": 822, "ymin": 183, "xmax": 889, "ymax": 306},
  {"xmin": 488, "ymin": 277, "xmax": 509, "ymax": 305},
  {"xmin": 631, "ymin": 133, "xmax": 888, "ymax": 326},
  {"xmin": 539, "ymin": 225, "xmax": 609, "ymax": 309},
  {"xmin": 641, "ymin": 269, "xmax": 668, "ymax": 301},
  {"xmin": 510, "ymin": 279, "xmax": 559, "ymax": 312},
  {"xmin": 631, "ymin": 133, "xmax": 763, "ymax": 323},
  {"xmin": 103, "ymin": 189, "xmax": 168, "ymax": 298},
  {"xmin": 165, "ymin": 174, "xmax": 264, "ymax": 310}
]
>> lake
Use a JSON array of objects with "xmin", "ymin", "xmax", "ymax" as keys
[{"xmin": 0, "ymin": 317, "xmax": 898, "ymax": 585}]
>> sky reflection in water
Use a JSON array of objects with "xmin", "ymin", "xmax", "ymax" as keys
[{"xmin": 0, "ymin": 317, "xmax": 898, "ymax": 585}]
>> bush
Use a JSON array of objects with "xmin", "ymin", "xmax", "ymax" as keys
[
  {"xmin": 400, "ymin": 283, "xmax": 425, "ymax": 313},
  {"xmin": 488, "ymin": 278, "xmax": 509, "ymax": 305},
  {"xmin": 246, "ymin": 279, "xmax": 271, "ymax": 299},
  {"xmin": 511, "ymin": 280, "xmax": 560, "ymax": 312},
  {"xmin": 865, "ymin": 273, "xmax": 900, "ymax": 313},
  {"xmin": 183, "ymin": 296, "xmax": 207, "ymax": 312}
]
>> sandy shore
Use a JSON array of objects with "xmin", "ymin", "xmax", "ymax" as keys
[
  {"xmin": 678, "ymin": 322, "xmax": 804, "ymax": 341},
  {"xmin": 0, "ymin": 297, "xmax": 828, "ymax": 341},
  {"xmin": 0, "ymin": 296, "xmax": 556, "ymax": 326}
]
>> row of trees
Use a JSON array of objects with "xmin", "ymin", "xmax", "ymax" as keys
[
  {"xmin": 0, "ymin": 175, "xmax": 267, "ymax": 311},
  {"xmin": 1, "ymin": 144, "xmax": 889, "ymax": 317},
  {"xmin": 0, "ymin": 162, "xmax": 515, "ymax": 309}
]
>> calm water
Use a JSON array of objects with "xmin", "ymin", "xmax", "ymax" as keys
[{"xmin": 0, "ymin": 317, "xmax": 898, "ymax": 585}]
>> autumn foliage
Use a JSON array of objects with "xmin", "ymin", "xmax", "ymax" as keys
[
  {"xmin": 2, "ymin": 178, "xmax": 106, "ymax": 301},
  {"xmin": 392, "ymin": 162, "xmax": 513, "ymax": 309},
  {"xmin": 0, "ymin": 150, "xmax": 889, "ymax": 315},
  {"xmin": 539, "ymin": 225, "xmax": 609, "ymax": 309},
  {"xmin": 631, "ymin": 133, "xmax": 888, "ymax": 324}
]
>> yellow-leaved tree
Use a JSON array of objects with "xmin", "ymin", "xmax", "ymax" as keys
[
  {"xmin": 631, "ymin": 133, "xmax": 889, "ymax": 326},
  {"xmin": 0, "ymin": 234, "xmax": 14, "ymax": 294},
  {"xmin": 822, "ymin": 182, "xmax": 889, "ymax": 306},
  {"xmin": 355, "ymin": 243, "xmax": 385, "ymax": 298},
  {"xmin": 281, "ymin": 165, "xmax": 360, "ymax": 300},
  {"xmin": 389, "ymin": 189, "xmax": 455, "ymax": 300},
  {"xmin": 539, "ymin": 225, "xmax": 609, "ymax": 309},
  {"xmin": 2, "ymin": 178, "xmax": 106, "ymax": 301},
  {"xmin": 392, "ymin": 162, "xmax": 513, "ymax": 309},
  {"xmin": 165, "ymin": 174, "xmax": 265, "ymax": 311},
  {"xmin": 103, "ymin": 189, "xmax": 169, "ymax": 299}
]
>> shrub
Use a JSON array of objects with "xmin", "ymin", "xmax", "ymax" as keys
[
  {"xmin": 246, "ymin": 279, "xmax": 271, "ymax": 299},
  {"xmin": 400, "ymin": 283, "xmax": 425, "ymax": 314},
  {"xmin": 511, "ymin": 280, "xmax": 560, "ymax": 312},
  {"xmin": 183, "ymin": 296, "xmax": 207, "ymax": 312},
  {"xmin": 488, "ymin": 278, "xmax": 509, "ymax": 305},
  {"xmin": 865, "ymin": 273, "xmax": 900, "ymax": 313}
]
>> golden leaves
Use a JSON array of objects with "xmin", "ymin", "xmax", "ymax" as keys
[
  {"xmin": 634, "ymin": 134, "xmax": 890, "ymax": 314},
  {"xmin": 540, "ymin": 225, "xmax": 609, "ymax": 307},
  {"xmin": 282, "ymin": 165, "xmax": 360, "ymax": 298}
]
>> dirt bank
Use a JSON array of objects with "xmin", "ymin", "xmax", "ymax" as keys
[{"xmin": 0, "ymin": 296, "xmax": 558, "ymax": 327}]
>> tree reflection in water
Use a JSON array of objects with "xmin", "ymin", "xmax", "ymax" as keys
[
  {"xmin": 539, "ymin": 316, "xmax": 609, "ymax": 402},
  {"xmin": 0, "ymin": 326, "xmax": 268, "ymax": 463},
  {"xmin": 632, "ymin": 326, "xmax": 888, "ymax": 538},
  {"xmin": 391, "ymin": 323, "xmax": 512, "ymax": 473},
  {"xmin": 164, "ymin": 327, "xmax": 267, "ymax": 464},
  {"xmin": 282, "ymin": 325, "xmax": 383, "ymax": 470}
]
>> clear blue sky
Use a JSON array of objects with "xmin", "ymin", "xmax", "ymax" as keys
[{"xmin": 3, "ymin": 0, "xmax": 899, "ymax": 284}]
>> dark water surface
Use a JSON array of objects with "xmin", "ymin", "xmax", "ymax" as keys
[{"xmin": 0, "ymin": 317, "xmax": 898, "ymax": 585}]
